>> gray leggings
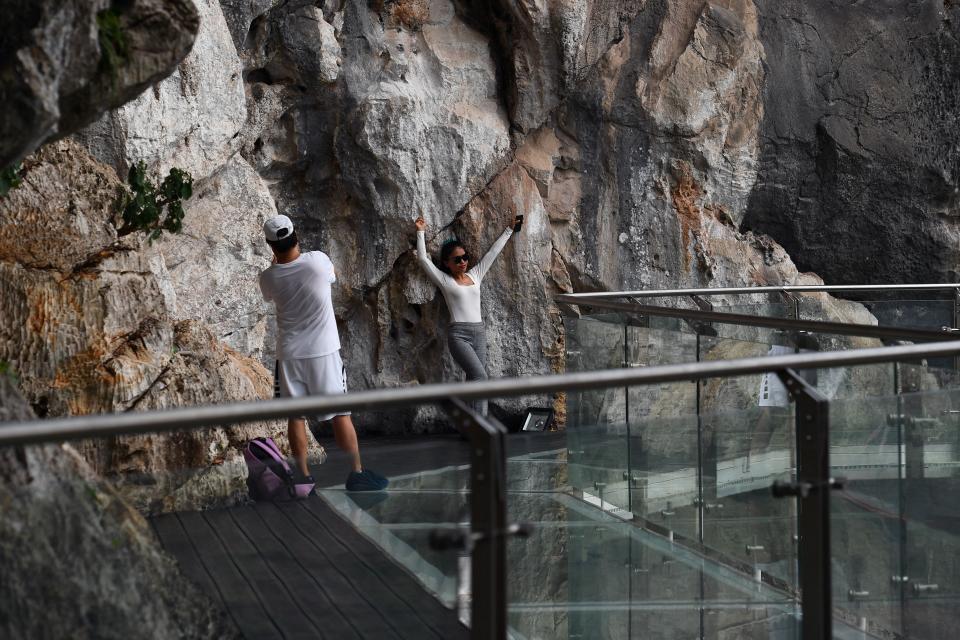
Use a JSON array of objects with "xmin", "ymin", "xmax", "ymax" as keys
[{"xmin": 447, "ymin": 322, "xmax": 488, "ymax": 416}]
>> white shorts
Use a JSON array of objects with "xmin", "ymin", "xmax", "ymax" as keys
[{"xmin": 278, "ymin": 351, "xmax": 351, "ymax": 422}]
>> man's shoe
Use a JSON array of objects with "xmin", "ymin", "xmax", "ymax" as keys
[
  {"xmin": 346, "ymin": 470, "xmax": 386, "ymax": 492},
  {"xmin": 362, "ymin": 469, "xmax": 389, "ymax": 489}
]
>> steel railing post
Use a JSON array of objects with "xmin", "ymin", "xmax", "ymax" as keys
[
  {"xmin": 775, "ymin": 368, "xmax": 834, "ymax": 640},
  {"xmin": 953, "ymin": 288, "xmax": 960, "ymax": 331},
  {"xmin": 953, "ymin": 287, "xmax": 960, "ymax": 370},
  {"xmin": 446, "ymin": 399, "xmax": 509, "ymax": 640}
]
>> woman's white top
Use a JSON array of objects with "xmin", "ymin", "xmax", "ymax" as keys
[{"xmin": 416, "ymin": 228, "xmax": 513, "ymax": 323}]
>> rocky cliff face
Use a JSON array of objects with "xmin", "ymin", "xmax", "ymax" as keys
[
  {"xmin": 744, "ymin": 0, "xmax": 960, "ymax": 285},
  {"xmin": 5, "ymin": 2, "xmax": 960, "ymax": 446},
  {"xmin": 0, "ymin": 0, "xmax": 199, "ymax": 167},
  {"xmin": 0, "ymin": 375, "xmax": 237, "ymax": 639},
  {"xmin": 2, "ymin": 1, "xmax": 958, "ymax": 633},
  {"xmin": 0, "ymin": 139, "xmax": 311, "ymax": 511}
]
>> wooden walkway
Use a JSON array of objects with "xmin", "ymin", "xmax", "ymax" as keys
[
  {"xmin": 150, "ymin": 433, "xmax": 564, "ymax": 639},
  {"xmin": 152, "ymin": 496, "xmax": 468, "ymax": 639}
]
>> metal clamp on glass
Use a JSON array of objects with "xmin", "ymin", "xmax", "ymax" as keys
[
  {"xmin": 429, "ymin": 523, "xmax": 534, "ymax": 552},
  {"xmin": 771, "ymin": 477, "xmax": 845, "ymax": 498}
]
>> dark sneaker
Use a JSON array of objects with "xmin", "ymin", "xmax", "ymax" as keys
[
  {"xmin": 346, "ymin": 470, "xmax": 385, "ymax": 492},
  {"xmin": 362, "ymin": 469, "xmax": 389, "ymax": 489}
]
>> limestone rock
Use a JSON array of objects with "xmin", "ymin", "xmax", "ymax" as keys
[
  {"xmin": 742, "ymin": 0, "xmax": 960, "ymax": 284},
  {"xmin": 0, "ymin": 142, "xmax": 172, "ymax": 417},
  {"xmin": 82, "ymin": 320, "xmax": 290, "ymax": 513},
  {"xmin": 331, "ymin": 0, "xmax": 512, "ymax": 283},
  {"xmin": 0, "ymin": 376, "xmax": 237, "ymax": 639},
  {"xmin": 281, "ymin": 5, "xmax": 343, "ymax": 85},
  {"xmin": 533, "ymin": 0, "xmax": 767, "ymax": 294},
  {"xmin": 0, "ymin": 140, "xmax": 295, "ymax": 510},
  {"xmin": 19, "ymin": 0, "xmax": 960, "ymax": 447},
  {"xmin": 470, "ymin": 0, "xmax": 646, "ymax": 133},
  {"xmin": 218, "ymin": 0, "xmax": 279, "ymax": 50},
  {"xmin": 80, "ymin": 0, "xmax": 247, "ymax": 182},
  {"xmin": 0, "ymin": 0, "xmax": 199, "ymax": 167},
  {"xmin": 78, "ymin": 1, "xmax": 285, "ymax": 359},
  {"xmin": 155, "ymin": 155, "xmax": 276, "ymax": 358}
]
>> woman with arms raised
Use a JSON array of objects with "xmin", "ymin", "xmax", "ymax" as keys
[{"xmin": 414, "ymin": 213, "xmax": 522, "ymax": 416}]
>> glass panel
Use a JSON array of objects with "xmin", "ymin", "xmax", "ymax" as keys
[
  {"xmin": 813, "ymin": 362, "xmax": 896, "ymax": 403},
  {"xmin": 513, "ymin": 497, "xmax": 802, "ymax": 640},
  {"xmin": 699, "ymin": 334, "xmax": 793, "ymax": 413},
  {"xmin": 567, "ymin": 409, "xmax": 629, "ymax": 513},
  {"xmin": 829, "ymin": 392, "xmax": 905, "ymax": 636},
  {"xmin": 564, "ymin": 314, "xmax": 626, "ymax": 373},
  {"xmin": 797, "ymin": 296, "xmax": 955, "ymax": 335},
  {"xmin": 626, "ymin": 412, "xmax": 699, "ymax": 540},
  {"xmin": 702, "ymin": 405, "xmax": 797, "ymax": 589},
  {"xmin": 625, "ymin": 323, "xmax": 698, "ymax": 422},
  {"xmin": 899, "ymin": 387, "xmax": 960, "ymax": 640},
  {"xmin": 647, "ymin": 312, "xmax": 795, "ymax": 345},
  {"xmin": 856, "ymin": 299, "xmax": 955, "ymax": 331}
]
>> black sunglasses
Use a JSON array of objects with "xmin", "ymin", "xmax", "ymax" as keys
[{"xmin": 451, "ymin": 254, "xmax": 470, "ymax": 264}]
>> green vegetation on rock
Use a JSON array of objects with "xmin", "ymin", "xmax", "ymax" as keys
[
  {"xmin": 0, "ymin": 361, "xmax": 18, "ymax": 384},
  {"xmin": 117, "ymin": 161, "xmax": 194, "ymax": 242},
  {"xmin": 96, "ymin": 7, "xmax": 129, "ymax": 74},
  {"xmin": 0, "ymin": 162, "xmax": 23, "ymax": 197}
]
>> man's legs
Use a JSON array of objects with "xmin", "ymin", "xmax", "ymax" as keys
[
  {"xmin": 288, "ymin": 417, "xmax": 310, "ymax": 477},
  {"xmin": 283, "ymin": 353, "xmax": 382, "ymax": 489},
  {"xmin": 331, "ymin": 414, "xmax": 363, "ymax": 473},
  {"xmin": 289, "ymin": 415, "xmax": 360, "ymax": 476}
]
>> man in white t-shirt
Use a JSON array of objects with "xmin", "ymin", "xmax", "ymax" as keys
[{"xmin": 259, "ymin": 215, "xmax": 387, "ymax": 492}]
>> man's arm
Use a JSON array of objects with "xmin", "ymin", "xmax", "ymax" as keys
[
  {"xmin": 318, "ymin": 252, "xmax": 337, "ymax": 284},
  {"xmin": 258, "ymin": 271, "xmax": 272, "ymax": 302}
]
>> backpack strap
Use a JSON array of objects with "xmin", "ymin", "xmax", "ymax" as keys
[
  {"xmin": 250, "ymin": 439, "xmax": 291, "ymax": 471},
  {"xmin": 250, "ymin": 438, "xmax": 298, "ymax": 498}
]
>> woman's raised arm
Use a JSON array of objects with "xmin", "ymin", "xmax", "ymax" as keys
[
  {"xmin": 472, "ymin": 219, "xmax": 517, "ymax": 282},
  {"xmin": 414, "ymin": 216, "xmax": 445, "ymax": 286}
]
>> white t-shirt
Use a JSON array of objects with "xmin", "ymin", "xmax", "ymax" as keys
[
  {"xmin": 416, "ymin": 229, "xmax": 512, "ymax": 323},
  {"xmin": 259, "ymin": 251, "xmax": 340, "ymax": 360}
]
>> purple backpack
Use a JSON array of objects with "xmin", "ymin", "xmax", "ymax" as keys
[{"xmin": 243, "ymin": 437, "xmax": 314, "ymax": 501}]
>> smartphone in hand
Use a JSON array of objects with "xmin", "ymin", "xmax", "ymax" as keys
[{"xmin": 514, "ymin": 215, "xmax": 524, "ymax": 233}]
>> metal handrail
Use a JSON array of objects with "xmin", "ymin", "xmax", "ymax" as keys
[
  {"xmin": 3, "ymin": 340, "xmax": 960, "ymax": 446},
  {"xmin": 554, "ymin": 295, "xmax": 960, "ymax": 343},
  {"xmin": 559, "ymin": 283, "xmax": 960, "ymax": 299}
]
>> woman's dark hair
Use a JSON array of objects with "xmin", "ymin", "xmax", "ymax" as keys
[
  {"xmin": 439, "ymin": 239, "xmax": 465, "ymax": 274},
  {"xmin": 267, "ymin": 230, "xmax": 298, "ymax": 254}
]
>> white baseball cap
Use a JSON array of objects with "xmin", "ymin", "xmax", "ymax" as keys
[{"xmin": 263, "ymin": 214, "xmax": 295, "ymax": 242}]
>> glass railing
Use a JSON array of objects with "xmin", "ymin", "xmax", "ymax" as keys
[
  {"xmin": 631, "ymin": 292, "xmax": 958, "ymax": 333},
  {"xmin": 571, "ymin": 291, "xmax": 960, "ymax": 352},
  {"xmin": 561, "ymin": 310, "xmax": 960, "ymax": 639},
  {"xmin": 321, "ymin": 426, "xmax": 810, "ymax": 639},
  {"xmin": 828, "ymin": 384, "xmax": 960, "ymax": 639},
  {"xmin": 5, "ymin": 294, "xmax": 960, "ymax": 640},
  {"xmin": 803, "ymin": 298, "xmax": 955, "ymax": 331}
]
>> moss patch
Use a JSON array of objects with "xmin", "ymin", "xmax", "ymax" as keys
[
  {"xmin": 0, "ymin": 163, "xmax": 23, "ymax": 197},
  {"xmin": 96, "ymin": 8, "xmax": 129, "ymax": 74}
]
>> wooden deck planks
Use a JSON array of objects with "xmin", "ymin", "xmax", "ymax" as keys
[
  {"xmin": 176, "ymin": 511, "xmax": 284, "ymax": 639},
  {"xmin": 152, "ymin": 434, "xmax": 564, "ymax": 639}
]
